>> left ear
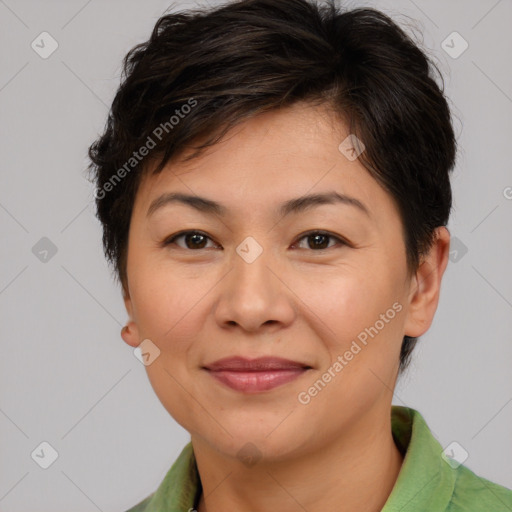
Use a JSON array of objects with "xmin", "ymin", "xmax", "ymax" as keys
[{"xmin": 403, "ymin": 226, "xmax": 451, "ymax": 338}]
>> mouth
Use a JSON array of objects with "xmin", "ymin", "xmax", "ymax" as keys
[{"xmin": 203, "ymin": 356, "xmax": 312, "ymax": 393}]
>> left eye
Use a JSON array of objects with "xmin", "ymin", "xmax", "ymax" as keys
[
  {"xmin": 293, "ymin": 230, "xmax": 346, "ymax": 250},
  {"xmin": 163, "ymin": 230, "xmax": 346, "ymax": 251}
]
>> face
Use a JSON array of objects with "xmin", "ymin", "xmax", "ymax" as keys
[{"xmin": 121, "ymin": 102, "xmax": 447, "ymax": 463}]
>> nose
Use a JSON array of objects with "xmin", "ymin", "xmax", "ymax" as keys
[{"xmin": 213, "ymin": 242, "xmax": 296, "ymax": 333}]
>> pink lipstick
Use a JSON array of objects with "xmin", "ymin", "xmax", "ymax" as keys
[{"xmin": 203, "ymin": 356, "xmax": 311, "ymax": 393}]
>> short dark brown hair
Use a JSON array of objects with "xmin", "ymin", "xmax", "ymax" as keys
[{"xmin": 87, "ymin": 0, "xmax": 457, "ymax": 374}]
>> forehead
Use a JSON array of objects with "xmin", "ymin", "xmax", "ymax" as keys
[{"xmin": 133, "ymin": 104, "xmax": 396, "ymax": 224}]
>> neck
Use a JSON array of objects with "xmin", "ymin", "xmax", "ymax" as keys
[{"xmin": 194, "ymin": 405, "xmax": 404, "ymax": 512}]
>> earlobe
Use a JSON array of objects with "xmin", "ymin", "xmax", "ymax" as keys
[
  {"xmin": 121, "ymin": 322, "xmax": 140, "ymax": 348},
  {"xmin": 121, "ymin": 291, "xmax": 140, "ymax": 348},
  {"xmin": 403, "ymin": 226, "xmax": 451, "ymax": 338}
]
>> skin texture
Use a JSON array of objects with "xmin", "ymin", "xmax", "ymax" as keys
[{"xmin": 121, "ymin": 102, "xmax": 450, "ymax": 512}]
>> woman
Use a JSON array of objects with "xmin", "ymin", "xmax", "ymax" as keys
[{"xmin": 87, "ymin": 0, "xmax": 512, "ymax": 510}]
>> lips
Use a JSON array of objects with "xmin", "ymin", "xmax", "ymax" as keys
[
  {"xmin": 203, "ymin": 357, "xmax": 312, "ymax": 393},
  {"xmin": 204, "ymin": 356, "xmax": 311, "ymax": 372}
]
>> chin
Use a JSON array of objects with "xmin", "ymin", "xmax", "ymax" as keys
[{"xmin": 197, "ymin": 425, "xmax": 307, "ymax": 465}]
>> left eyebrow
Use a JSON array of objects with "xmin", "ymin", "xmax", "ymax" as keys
[
  {"xmin": 278, "ymin": 191, "xmax": 371, "ymax": 218},
  {"xmin": 146, "ymin": 191, "xmax": 371, "ymax": 219}
]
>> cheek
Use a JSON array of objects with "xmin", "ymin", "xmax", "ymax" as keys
[
  {"xmin": 302, "ymin": 266, "xmax": 405, "ymax": 389},
  {"xmin": 130, "ymin": 257, "xmax": 203, "ymax": 338},
  {"xmin": 301, "ymin": 274, "xmax": 403, "ymax": 414},
  {"xmin": 298, "ymin": 265, "xmax": 395, "ymax": 344},
  {"xmin": 133, "ymin": 267, "xmax": 205, "ymax": 426}
]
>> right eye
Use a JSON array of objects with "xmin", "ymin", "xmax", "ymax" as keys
[{"xmin": 163, "ymin": 230, "xmax": 219, "ymax": 250}]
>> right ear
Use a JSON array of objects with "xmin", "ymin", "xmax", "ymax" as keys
[{"xmin": 121, "ymin": 289, "xmax": 141, "ymax": 348}]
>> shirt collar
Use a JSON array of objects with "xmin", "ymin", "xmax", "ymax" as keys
[
  {"xmin": 382, "ymin": 405, "xmax": 456, "ymax": 511},
  {"xmin": 141, "ymin": 406, "xmax": 456, "ymax": 511}
]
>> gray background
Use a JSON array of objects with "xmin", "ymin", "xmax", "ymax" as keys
[{"xmin": 1, "ymin": 0, "xmax": 511, "ymax": 510}]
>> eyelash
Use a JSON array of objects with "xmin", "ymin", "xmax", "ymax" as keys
[{"xmin": 162, "ymin": 230, "xmax": 348, "ymax": 252}]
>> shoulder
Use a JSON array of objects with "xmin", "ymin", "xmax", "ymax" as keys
[
  {"xmin": 447, "ymin": 464, "xmax": 512, "ymax": 511},
  {"xmin": 388, "ymin": 406, "xmax": 512, "ymax": 511},
  {"xmin": 123, "ymin": 493, "xmax": 155, "ymax": 512},
  {"xmin": 121, "ymin": 442, "xmax": 199, "ymax": 511}
]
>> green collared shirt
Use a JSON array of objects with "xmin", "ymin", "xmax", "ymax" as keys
[{"xmin": 126, "ymin": 406, "xmax": 512, "ymax": 511}]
